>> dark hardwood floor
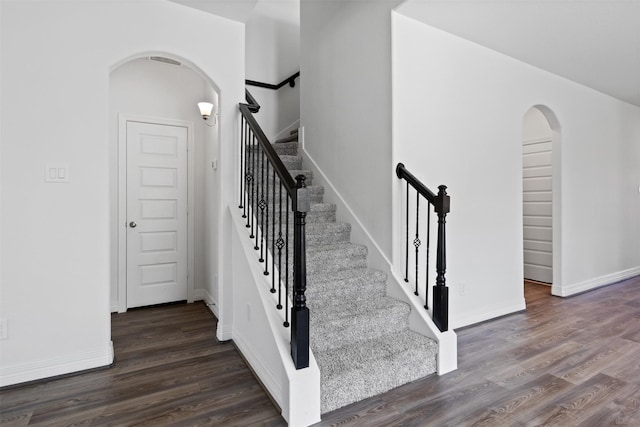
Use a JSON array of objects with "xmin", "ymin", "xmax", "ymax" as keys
[
  {"xmin": 0, "ymin": 303, "xmax": 286, "ymax": 426},
  {"xmin": 2, "ymin": 275, "xmax": 640, "ymax": 426},
  {"xmin": 318, "ymin": 276, "xmax": 640, "ymax": 426}
]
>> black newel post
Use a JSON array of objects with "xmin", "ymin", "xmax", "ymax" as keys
[
  {"xmin": 291, "ymin": 175, "xmax": 310, "ymax": 369},
  {"xmin": 433, "ymin": 185, "xmax": 450, "ymax": 332}
]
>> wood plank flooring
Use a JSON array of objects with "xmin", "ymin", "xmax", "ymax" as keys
[
  {"xmin": 318, "ymin": 276, "xmax": 640, "ymax": 426},
  {"xmin": 0, "ymin": 303, "xmax": 285, "ymax": 426},
  {"xmin": 2, "ymin": 275, "xmax": 640, "ymax": 426}
]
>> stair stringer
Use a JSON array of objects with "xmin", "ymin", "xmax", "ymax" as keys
[
  {"xmin": 230, "ymin": 211, "xmax": 321, "ymax": 427},
  {"xmin": 299, "ymin": 141, "xmax": 457, "ymax": 376}
]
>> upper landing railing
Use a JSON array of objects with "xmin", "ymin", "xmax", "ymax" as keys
[{"xmin": 246, "ymin": 71, "xmax": 300, "ymax": 91}]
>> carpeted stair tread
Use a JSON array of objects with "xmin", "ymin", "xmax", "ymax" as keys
[
  {"xmin": 255, "ymin": 168, "xmax": 312, "ymax": 184},
  {"xmin": 309, "ymin": 298, "xmax": 411, "ymax": 352},
  {"xmin": 314, "ymin": 330, "xmax": 438, "ymax": 413},
  {"xmin": 308, "ymin": 202, "xmax": 336, "ymax": 212},
  {"xmin": 267, "ymin": 202, "xmax": 336, "ymax": 224},
  {"xmin": 251, "ymin": 183, "xmax": 323, "ymax": 203},
  {"xmin": 272, "ymin": 141, "xmax": 298, "ymax": 156},
  {"xmin": 306, "ymin": 242, "xmax": 367, "ymax": 257},
  {"xmin": 307, "ymin": 185, "xmax": 325, "ymax": 203},
  {"xmin": 256, "ymin": 154, "xmax": 302, "ymax": 170},
  {"xmin": 242, "ymin": 126, "xmax": 439, "ymax": 415},
  {"xmin": 306, "ymin": 268, "xmax": 387, "ymax": 301},
  {"xmin": 301, "ymin": 243, "xmax": 368, "ymax": 275},
  {"xmin": 302, "ymin": 222, "xmax": 351, "ymax": 246},
  {"xmin": 309, "ymin": 293, "xmax": 409, "ymax": 320},
  {"xmin": 275, "ymin": 133, "xmax": 299, "ymax": 144},
  {"xmin": 307, "ymin": 267, "xmax": 386, "ymax": 286},
  {"xmin": 277, "ymin": 155, "xmax": 302, "ymax": 170}
]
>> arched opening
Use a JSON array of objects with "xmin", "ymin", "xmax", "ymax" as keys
[
  {"xmin": 522, "ymin": 105, "xmax": 561, "ymax": 294},
  {"xmin": 109, "ymin": 54, "xmax": 220, "ymax": 313}
]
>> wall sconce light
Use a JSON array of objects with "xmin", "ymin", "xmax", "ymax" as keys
[{"xmin": 197, "ymin": 102, "xmax": 217, "ymax": 126}]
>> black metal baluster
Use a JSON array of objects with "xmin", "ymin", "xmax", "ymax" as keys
[
  {"xmin": 414, "ymin": 192, "xmax": 420, "ymax": 296},
  {"xmin": 256, "ymin": 149, "xmax": 264, "ymax": 253},
  {"xmin": 243, "ymin": 123, "xmax": 250, "ymax": 220},
  {"xmin": 271, "ymin": 169, "xmax": 277, "ymax": 293},
  {"xmin": 263, "ymin": 160, "xmax": 269, "ymax": 275},
  {"xmin": 250, "ymin": 135, "xmax": 256, "ymax": 238},
  {"xmin": 404, "ymin": 182, "xmax": 409, "ymax": 283},
  {"xmin": 425, "ymin": 205, "xmax": 431, "ymax": 310},
  {"xmin": 284, "ymin": 196, "xmax": 290, "ymax": 328},
  {"xmin": 239, "ymin": 117, "xmax": 245, "ymax": 209},
  {"xmin": 276, "ymin": 181, "xmax": 284, "ymax": 308},
  {"xmin": 245, "ymin": 128, "xmax": 253, "ymax": 227}
]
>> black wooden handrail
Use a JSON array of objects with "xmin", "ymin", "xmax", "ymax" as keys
[
  {"xmin": 246, "ymin": 71, "xmax": 300, "ymax": 90},
  {"xmin": 244, "ymin": 89, "xmax": 260, "ymax": 113},
  {"xmin": 238, "ymin": 92, "xmax": 309, "ymax": 369},
  {"xmin": 240, "ymin": 103, "xmax": 298, "ymax": 206},
  {"xmin": 396, "ymin": 162, "xmax": 450, "ymax": 332},
  {"xmin": 396, "ymin": 163, "xmax": 436, "ymax": 204}
]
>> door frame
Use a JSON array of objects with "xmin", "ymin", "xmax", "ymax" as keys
[
  {"xmin": 117, "ymin": 114, "xmax": 195, "ymax": 313},
  {"xmin": 521, "ymin": 104, "xmax": 562, "ymax": 295}
]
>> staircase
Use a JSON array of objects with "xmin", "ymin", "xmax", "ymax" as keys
[{"xmin": 272, "ymin": 130, "xmax": 438, "ymax": 414}]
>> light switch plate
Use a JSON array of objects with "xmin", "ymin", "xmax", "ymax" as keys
[{"xmin": 45, "ymin": 163, "xmax": 69, "ymax": 183}]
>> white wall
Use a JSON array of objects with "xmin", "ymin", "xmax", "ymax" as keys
[
  {"xmin": 246, "ymin": 0, "xmax": 300, "ymax": 140},
  {"xmin": 230, "ymin": 210, "xmax": 321, "ymax": 425},
  {"xmin": 0, "ymin": 0, "xmax": 244, "ymax": 386},
  {"xmin": 203, "ymin": 83, "xmax": 221, "ymax": 313},
  {"xmin": 109, "ymin": 58, "xmax": 218, "ymax": 311},
  {"xmin": 300, "ymin": 0, "xmax": 396, "ymax": 257},
  {"xmin": 392, "ymin": 12, "xmax": 640, "ymax": 327}
]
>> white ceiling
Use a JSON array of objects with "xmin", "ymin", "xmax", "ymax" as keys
[
  {"xmin": 168, "ymin": 0, "xmax": 640, "ymax": 107},
  {"xmin": 396, "ymin": 0, "xmax": 640, "ymax": 107},
  {"xmin": 168, "ymin": 0, "xmax": 259, "ymax": 23}
]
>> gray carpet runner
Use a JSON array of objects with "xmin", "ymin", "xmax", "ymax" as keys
[{"xmin": 268, "ymin": 131, "xmax": 438, "ymax": 414}]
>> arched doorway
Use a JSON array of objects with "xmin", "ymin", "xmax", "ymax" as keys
[
  {"xmin": 109, "ymin": 55, "xmax": 220, "ymax": 312},
  {"xmin": 522, "ymin": 106, "xmax": 556, "ymax": 287}
]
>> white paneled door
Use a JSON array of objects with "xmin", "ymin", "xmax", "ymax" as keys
[
  {"xmin": 126, "ymin": 121, "xmax": 188, "ymax": 308},
  {"xmin": 523, "ymin": 137, "xmax": 553, "ymax": 283}
]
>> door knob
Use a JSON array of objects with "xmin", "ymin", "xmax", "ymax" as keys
[{"xmin": 129, "ymin": 221, "xmax": 137, "ymax": 228}]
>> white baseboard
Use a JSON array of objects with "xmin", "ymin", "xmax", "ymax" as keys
[
  {"xmin": 216, "ymin": 323, "xmax": 233, "ymax": 342},
  {"xmin": 111, "ymin": 290, "xmax": 216, "ymax": 315},
  {"xmin": 0, "ymin": 342, "xmax": 114, "ymax": 387},
  {"xmin": 195, "ymin": 288, "xmax": 219, "ymax": 318},
  {"xmin": 452, "ymin": 299, "xmax": 526, "ymax": 329},
  {"xmin": 554, "ymin": 266, "xmax": 640, "ymax": 297},
  {"xmin": 232, "ymin": 329, "xmax": 283, "ymax": 405}
]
